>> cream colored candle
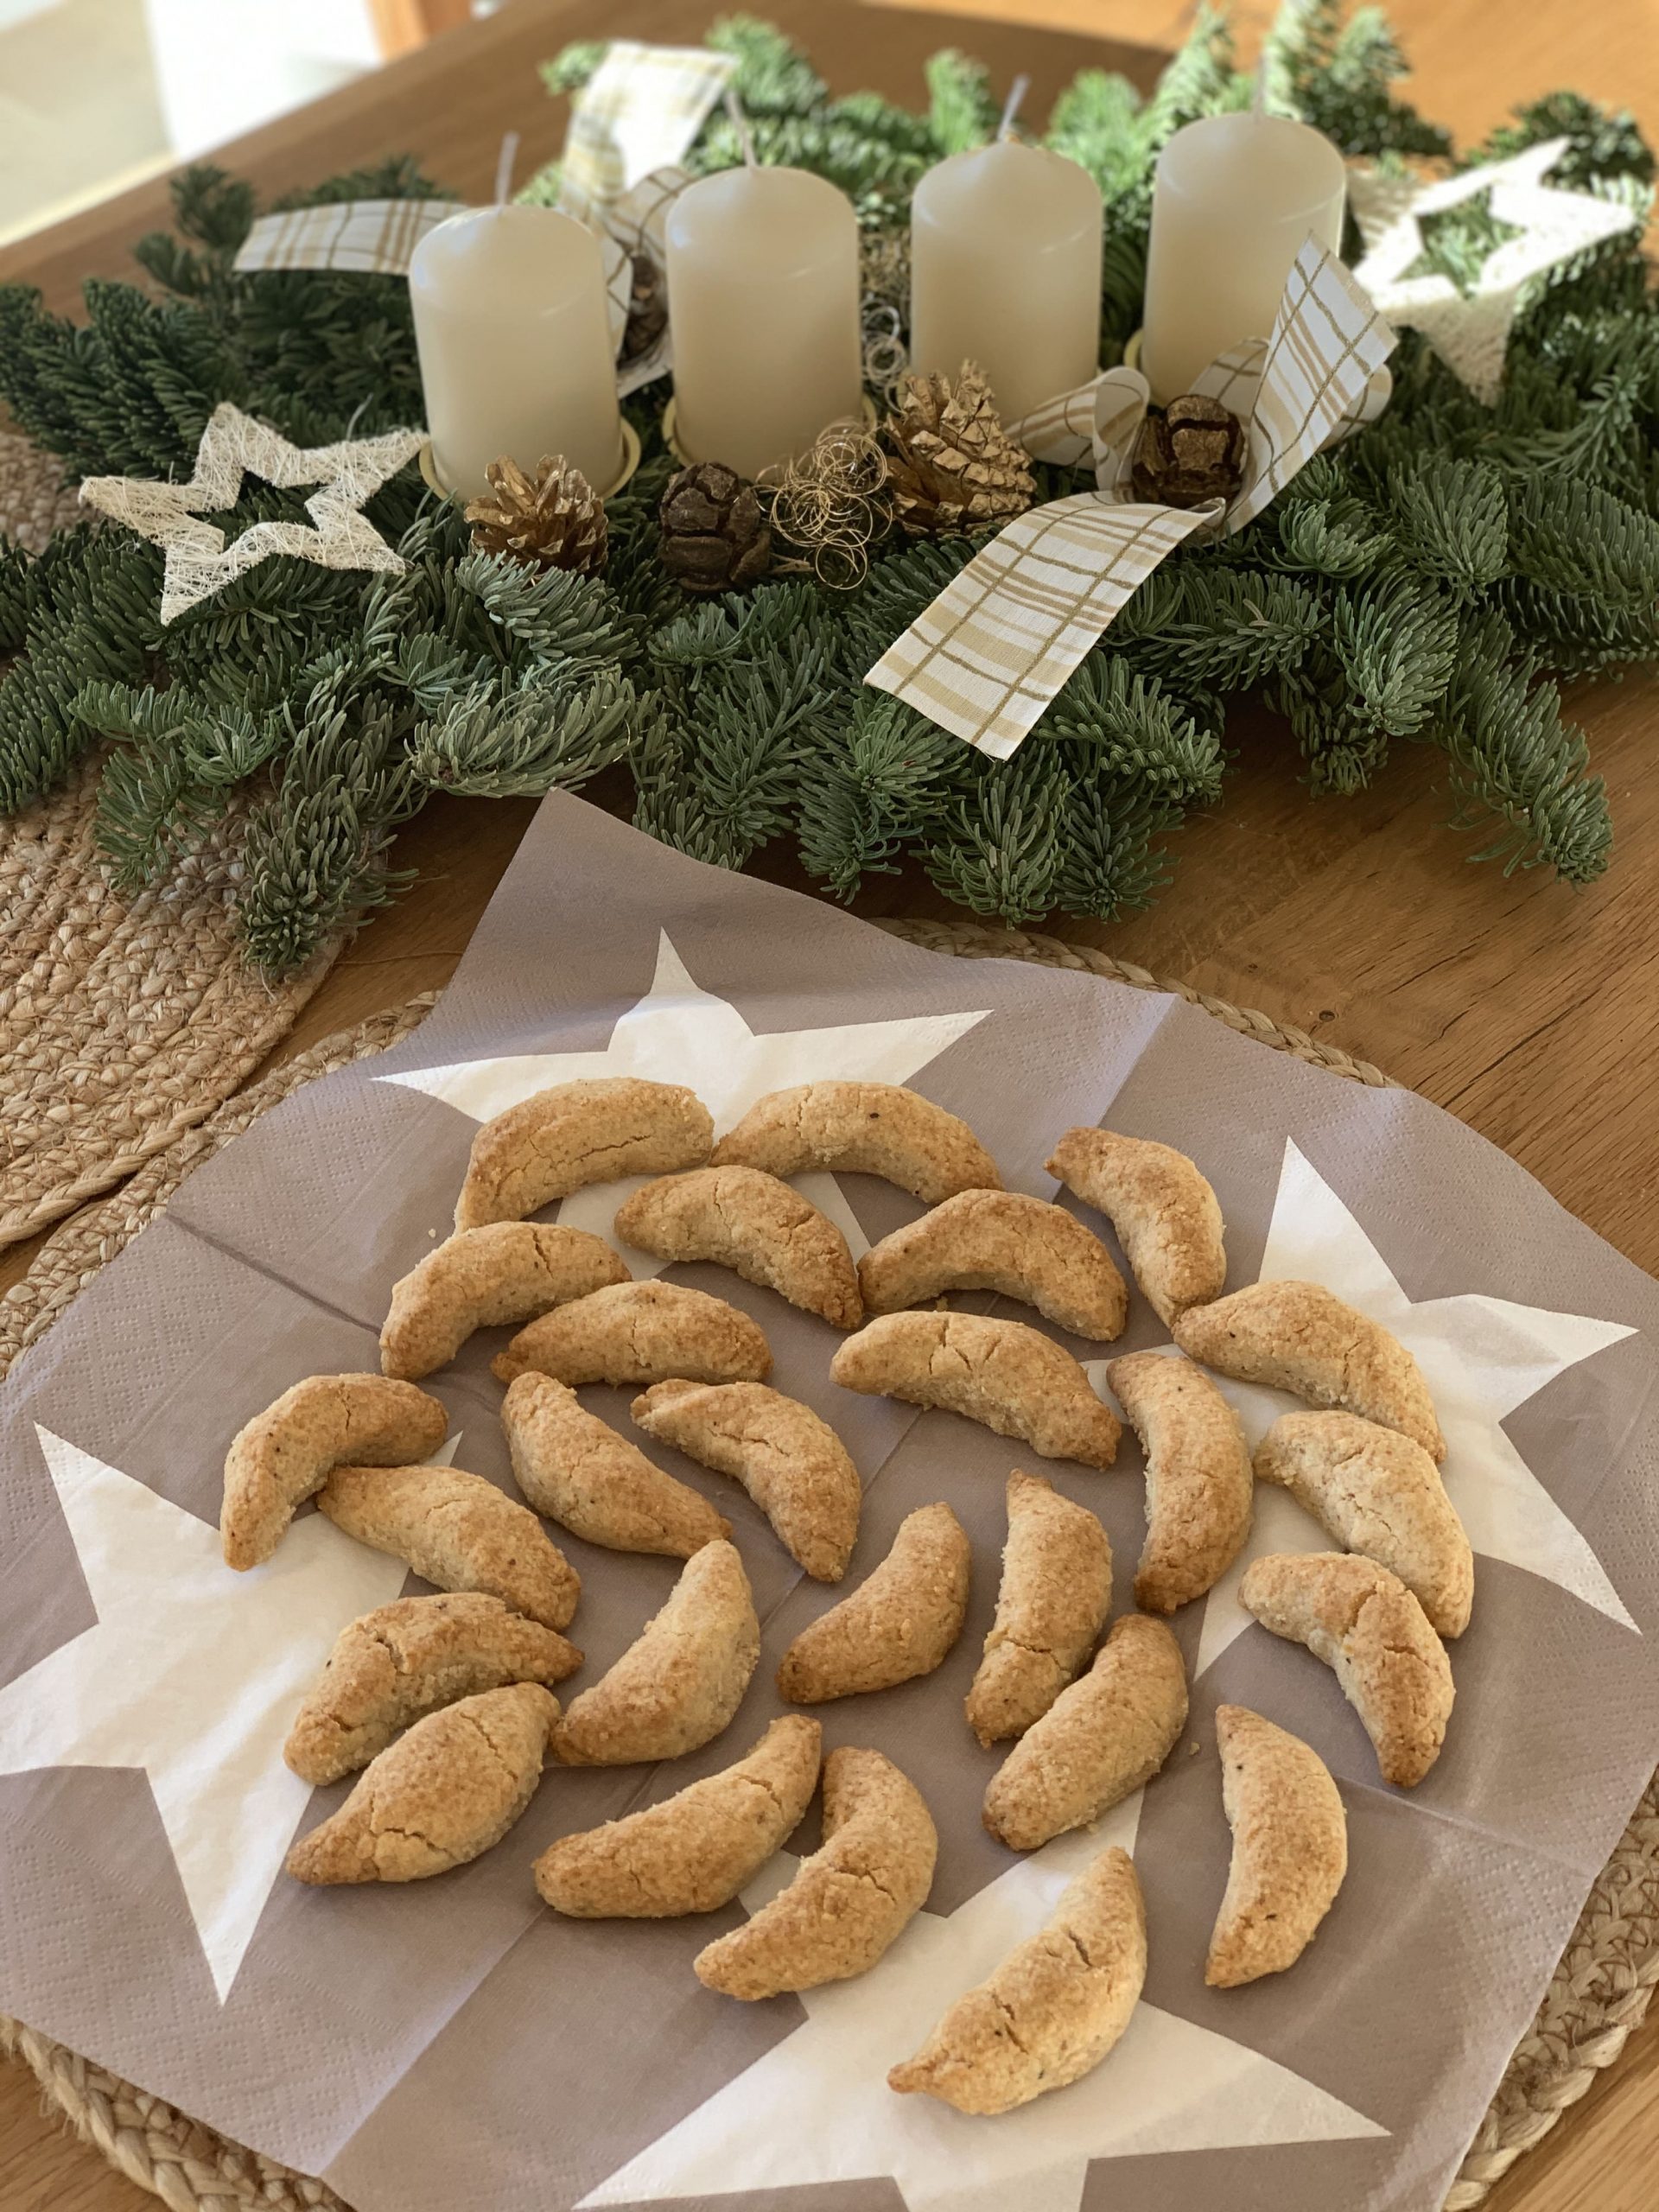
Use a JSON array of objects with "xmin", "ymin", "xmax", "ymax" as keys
[
  {"xmin": 665, "ymin": 165, "xmax": 862, "ymax": 480},
  {"xmin": 1140, "ymin": 111, "xmax": 1346, "ymax": 403},
  {"xmin": 409, "ymin": 204, "xmax": 624, "ymax": 501},
  {"xmin": 909, "ymin": 140, "xmax": 1104, "ymax": 422}
]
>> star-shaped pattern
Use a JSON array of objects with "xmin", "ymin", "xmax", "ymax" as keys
[
  {"xmin": 580, "ymin": 1792, "xmax": 1384, "ymax": 2212},
  {"xmin": 1349, "ymin": 137, "xmax": 1640, "ymax": 404},
  {"xmin": 381, "ymin": 930, "xmax": 990, "ymax": 1267},
  {"xmin": 79, "ymin": 402, "xmax": 425, "ymax": 624},
  {"xmin": 0, "ymin": 1426, "xmax": 409, "ymax": 1999}
]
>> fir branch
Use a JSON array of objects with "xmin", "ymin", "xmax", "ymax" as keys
[
  {"xmin": 456, "ymin": 550, "xmax": 635, "ymax": 677},
  {"xmin": 408, "ymin": 665, "xmax": 638, "ymax": 796},
  {"xmin": 798, "ymin": 691, "xmax": 962, "ymax": 898},
  {"xmin": 1053, "ymin": 770, "xmax": 1186, "ymax": 921},
  {"xmin": 925, "ymin": 50, "xmax": 997, "ymax": 155},
  {"xmin": 1044, "ymin": 653, "xmax": 1225, "ymax": 799},
  {"xmin": 925, "ymin": 750, "xmax": 1070, "ymax": 925}
]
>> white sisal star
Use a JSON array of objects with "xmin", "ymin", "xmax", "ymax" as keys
[
  {"xmin": 0, "ymin": 1427, "xmax": 407, "ymax": 1999},
  {"xmin": 79, "ymin": 401, "xmax": 425, "ymax": 624},
  {"xmin": 579, "ymin": 1791, "xmax": 1384, "ymax": 2212},
  {"xmin": 380, "ymin": 930, "xmax": 990, "ymax": 1269}
]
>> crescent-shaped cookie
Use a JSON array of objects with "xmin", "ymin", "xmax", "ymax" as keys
[
  {"xmin": 857, "ymin": 1189, "xmax": 1128, "ymax": 1341},
  {"xmin": 533, "ymin": 1715, "xmax": 822, "ymax": 1917},
  {"xmin": 694, "ymin": 1745, "xmax": 936, "ymax": 1999},
  {"xmin": 830, "ymin": 1312, "xmax": 1120, "ymax": 1470},
  {"xmin": 889, "ymin": 1845, "xmax": 1146, "ymax": 2113},
  {"xmin": 286, "ymin": 1683, "xmax": 556, "ymax": 1884},
  {"xmin": 1254, "ymin": 1410, "xmax": 1472, "ymax": 1637},
  {"xmin": 317, "ymin": 1463, "xmax": 582, "ymax": 1630},
  {"xmin": 501, "ymin": 1372, "xmax": 730, "ymax": 1557},
  {"xmin": 1046, "ymin": 1127, "xmax": 1226, "ymax": 1328},
  {"xmin": 1205, "ymin": 1705, "xmax": 1348, "ymax": 1988},
  {"xmin": 965, "ymin": 1471, "xmax": 1113, "ymax": 1745},
  {"xmin": 778, "ymin": 1504, "xmax": 970, "ymax": 1702},
  {"xmin": 454, "ymin": 1076, "xmax": 712, "ymax": 1232},
  {"xmin": 1238, "ymin": 1552, "xmax": 1454, "ymax": 1787},
  {"xmin": 283, "ymin": 1592, "xmax": 579, "ymax": 1787},
  {"xmin": 1173, "ymin": 1281, "xmax": 1445, "ymax": 1462},
  {"xmin": 712, "ymin": 1081, "xmax": 1001, "ymax": 1204},
  {"xmin": 613, "ymin": 1166, "xmax": 863, "ymax": 1331},
  {"xmin": 551, "ymin": 1540, "xmax": 760, "ymax": 1766},
  {"xmin": 493, "ymin": 1280, "xmax": 772, "ymax": 1389},
  {"xmin": 380, "ymin": 1223, "xmax": 630, "ymax": 1380},
  {"xmin": 630, "ymin": 1379, "xmax": 861, "ymax": 1582},
  {"xmin": 982, "ymin": 1612, "xmax": 1188, "ymax": 1851},
  {"xmin": 222, "ymin": 1373, "xmax": 448, "ymax": 1571},
  {"xmin": 1105, "ymin": 1351, "xmax": 1254, "ymax": 1614}
]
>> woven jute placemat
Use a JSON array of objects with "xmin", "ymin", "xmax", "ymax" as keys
[{"xmin": 0, "ymin": 926, "xmax": 1654, "ymax": 2212}]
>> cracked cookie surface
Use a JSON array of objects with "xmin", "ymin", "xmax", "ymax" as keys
[
  {"xmin": 712, "ymin": 1082, "xmax": 1000, "ymax": 1203},
  {"xmin": 222, "ymin": 1373, "xmax": 448, "ymax": 1570},
  {"xmin": 318, "ymin": 1462, "xmax": 582, "ymax": 1630},
  {"xmin": 501, "ymin": 1372, "xmax": 729, "ymax": 1556},
  {"xmin": 779, "ymin": 1503, "xmax": 970, "ymax": 1701},
  {"xmin": 615, "ymin": 1166, "xmax": 862, "ymax": 1329},
  {"xmin": 1206, "ymin": 1705, "xmax": 1348, "ymax": 1988},
  {"xmin": 1106, "ymin": 1351, "xmax": 1254, "ymax": 1614},
  {"xmin": 380, "ymin": 1223, "xmax": 629, "ymax": 1380},
  {"xmin": 1046, "ymin": 1128, "xmax": 1226, "ymax": 1328},
  {"xmin": 966, "ymin": 1471, "xmax": 1113, "ymax": 1745},
  {"xmin": 454, "ymin": 1077, "xmax": 712, "ymax": 1231},
  {"xmin": 857, "ymin": 1189, "xmax": 1128, "ymax": 1340},
  {"xmin": 493, "ymin": 1280, "xmax": 772, "ymax": 1389}
]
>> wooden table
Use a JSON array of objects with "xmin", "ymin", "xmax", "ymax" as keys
[{"xmin": 2, "ymin": 3, "xmax": 1656, "ymax": 2209}]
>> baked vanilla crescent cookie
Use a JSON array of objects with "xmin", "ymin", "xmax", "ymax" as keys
[
  {"xmin": 1206, "ymin": 1705, "xmax": 1348, "ymax": 1988},
  {"xmin": 1046, "ymin": 1128, "xmax": 1226, "ymax": 1327},
  {"xmin": 318, "ymin": 1462, "xmax": 582, "ymax": 1630},
  {"xmin": 1105, "ymin": 1351, "xmax": 1254, "ymax": 1613},
  {"xmin": 221, "ymin": 1372, "xmax": 448, "ymax": 1570},
  {"xmin": 889, "ymin": 1846, "xmax": 1146, "ymax": 2114},
  {"xmin": 831, "ymin": 1311, "xmax": 1120, "ymax": 1468},
  {"xmin": 1173, "ymin": 1280, "xmax": 1446, "ymax": 1462},
  {"xmin": 1239, "ymin": 1551, "xmax": 1454, "ymax": 1787},
  {"xmin": 631, "ymin": 1378, "xmax": 861, "ymax": 1581},
  {"xmin": 500, "ymin": 1373, "xmax": 730, "ymax": 1557},
  {"xmin": 712, "ymin": 1081, "xmax": 1000, "ymax": 1203},
  {"xmin": 778, "ymin": 1503, "xmax": 970, "ymax": 1702},
  {"xmin": 965, "ymin": 1471, "xmax": 1113, "ymax": 1745},
  {"xmin": 454, "ymin": 1076, "xmax": 712, "ymax": 1231},
  {"xmin": 493, "ymin": 1280, "xmax": 772, "ymax": 1388},
  {"xmin": 614, "ymin": 1165, "xmax": 862, "ymax": 1330},
  {"xmin": 857, "ymin": 1189, "xmax": 1128, "ymax": 1341},
  {"xmin": 379, "ymin": 1223, "xmax": 629, "ymax": 1379}
]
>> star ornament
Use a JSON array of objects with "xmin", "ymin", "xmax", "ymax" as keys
[{"xmin": 79, "ymin": 401, "xmax": 425, "ymax": 624}]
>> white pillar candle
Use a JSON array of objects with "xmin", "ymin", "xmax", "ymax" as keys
[
  {"xmin": 409, "ymin": 204, "xmax": 625, "ymax": 502},
  {"xmin": 1140, "ymin": 111, "xmax": 1347, "ymax": 404},
  {"xmin": 909, "ymin": 141, "xmax": 1104, "ymax": 423},
  {"xmin": 665, "ymin": 165, "xmax": 862, "ymax": 480}
]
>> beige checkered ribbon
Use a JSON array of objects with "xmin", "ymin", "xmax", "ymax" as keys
[
  {"xmin": 556, "ymin": 41, "xmax": 734, "ymax": 226},
  {"xmin": 868, "ymin": 239, "xmax": 1395, "ymax": 758},
  {"xmin": 232, "ymin": 199, "xmax": 464, "ymax": 276}
]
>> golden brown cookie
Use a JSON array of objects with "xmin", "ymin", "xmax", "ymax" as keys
[
  {"xmin": 965, "ymin": 1471, "xmax": 1114, "ymax": 1745},
  {"xmin": 712, "ymin": 1081, "xmax": 1000, "ymax": 1203},
  {"xmin": 1238, "ymin": 1551, "xmax": 1454, "ymax": 1787},
  {"xmin": 380, "ymin": 1223, "xmax": 630, "ymax": 1380},
  {"xmin": 982, "ymin": 1613, "xmax": 1188, "ymax": 1851},
  {"xmin": 889, "ymin": 1846, "xmax": 1146, "ymax": 2114},
  {"xmin": 533, "ymin": 1716, "xmax": 822, "ymax": 1917},
  {"xmin": 454, "ymin": 1076, "xmax": 712, "ymax": 1232},
  {"xmin": 493, "ymin": 1280, "xmax": 772, "ymax": 1389},
  {"xmin": 1205, "ymin": 1705, "xmax": 1348, "ymax": 1988},
  {"xmin": 830, "ymin": 1312, "xmax": 1120, "ymax": 1469},
  {"xmin": 630, "ymin": 1379, "xmax": 861, "ymax": 1582},
  {"xmin": 283, "ymin": 1592, "xmax": 578, "ymax": 1787},
  {"xmin": 1254, "ymin": 1410, "xmax": 1472, "ymax": 1637},
  {"xmin": 1173, "ymin": 1281, "xmax": 1445, "ymax": 1462},
  {"xmin": 614, "ymin": 1166, "xmax": 862, "ymax": 1330},
  {"xmin": 1046, "ymin": 1128, "xmax": 1226, "ymax": 1328},
  {"xmin": 501, "ymin": 1372, "xmax": 730, "ymax": 1557},
  {"xmin": 318, "ymin": 1463, "xmax": 581, "ymax": 1630},
  {"xmin": 221, "ymin": 1373, "xmax": 447, "ymax": 1571},
  {"xmin": 694, "ymin": 1746, "xmax": 936, "ymax": 1999},
  {"xmin": 857, "ymin": 1189, "xmax": 1128, "ymax": 1341},
  {"xmin": 778, "ymin": 1504, "xmax": 970, "ymax": 1702},
  {"xmin": 1106, "ymin": 1351, "xmax": 1254, "ymax": 1615},
  {"xmin": 286, "ymin": 1683, "xmax": 556, "ymax": 1884},
  {"xmin": 551, "ymin": 1541, "xmax": 760, "ymax": 1766}
]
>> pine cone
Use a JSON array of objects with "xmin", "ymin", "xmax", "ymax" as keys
[
  {"xmin": 884, "ymin": 361, "xmax": 1036, "ymax": 536},
  {"xmin": 1129, "ymin": 395, "xmax": 1246, "ymax": 509},
  {"xmin": 658, "ymin": 461, "xmax": 772, "ymax": 594},
  {"xmin": 466, "ymin": 454, "xmax": 608, "ymax": 573},
  {"xmin": 624, "ymin": 251, "xmax": 668, "ymax": 361}
]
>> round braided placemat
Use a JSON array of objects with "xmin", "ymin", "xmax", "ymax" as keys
[{"xmin": 0, "ymin": 933, "xmax": 1653, "ymax": 2212}]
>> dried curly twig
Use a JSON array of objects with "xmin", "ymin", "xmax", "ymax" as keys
[{"xmin": 763, "ymin": 423, "xmax": 893, "ymax": 591}]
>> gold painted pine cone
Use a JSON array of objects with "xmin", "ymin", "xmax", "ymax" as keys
[
  {"xmin": 658, "ymin": 461, "xmax": 772, "ymax": 593},
  {"xmin": 884, "ymin": 360, "xmax": 1035, "ymax": 536},
  {"xmin": 465, "ymin": 453, "xmax": 608, "ymax": 574}
]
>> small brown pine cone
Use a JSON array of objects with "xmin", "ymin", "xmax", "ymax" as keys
[
  {"xmin": 624, "ymin": 251, "xmax": 668, "ymax": 362},
  {"xmin": 465, "ymin": 453, "xmax": 608, "ymax": 573},
  {"xmin": 1129, "ymin": 395, "xmax": 1246, "ymax": 509},
  {"xmin": 658, "ymin": 461, "xmax": 772, "ymax": 594}
]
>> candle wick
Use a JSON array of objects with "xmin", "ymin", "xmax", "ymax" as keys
[
  {"xmin": 724, "ymin": 86, "xmax": 759, "ymax": 168},
  {"xmin": 1251, "ymin": 61, "xmax": 1268, "ymax": 117},
  {"xmin": 493, "ymin": 130, "xmax": 520, "ymax": 207},
  {"xmin": 996, "ymin": 73, "xmax": 1030, "ymax": 142}
]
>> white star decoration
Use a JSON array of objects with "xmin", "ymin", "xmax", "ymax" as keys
[
  {"xmin": 581, "ymin": 1793, "xmax": 1384, "ymax": 2212},
  {"xmin": 380, "ymin": 930, "xmax": 991, "ymax": 1268},
  {"xmin": 0, "ymin": 1426, "xmax": 410, "ymax": 1999},
  {"xmin": 79, "ymin": 401, "xmax": 425, "ymax": 624}
]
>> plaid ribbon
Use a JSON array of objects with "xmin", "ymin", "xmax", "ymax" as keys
[
  {"xmin": 868, "ymin": 239, "xmax": 1395, "ymax": 759},
  {"xmin": 232, "ymin": 199, "xmax": 464, "ymax": 276},
  {"xmin": 556, "ymin": 41, "xmax": 734, "ymax": 226}
]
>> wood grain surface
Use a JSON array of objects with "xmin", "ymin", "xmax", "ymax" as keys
[{"xmin": 3, "ymin": 3, "xmax": 1656, "ymax": 2209}]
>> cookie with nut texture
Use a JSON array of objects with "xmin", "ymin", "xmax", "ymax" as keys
[
  {"xmin": 1106, "ymin": 1351, "xmax": 1253, "ymax": 1613},
  {"xmin": 858, "ymin": 1189, "xmax": 1127, "ymax": 1340},
  {"xmin": 615, "ymin": 1166, "xmax": 861, "ymax": 1329},
  {"xmin": 501, "ymin": 1372, "xmax": 729, "ymax": 1557},
  {"xmin": 318, "ymin": 1462, "xmax": 581, "ymax": 1630},
  {"xmin": 380, "ymin": 1223, "xmax": 628, "ymax": 1379},
  {"xmin": 1046, "ymin": 1128, "xmax": 1225, "ymax": 1328},
  {"xmin": 965, "ymin": 1471, "xmax": 1113, "ymax": 1745},
  {"xmin": 712, "ymin": 1081, "xmax": 999, "ymax": 1204},
  {"xmin": 222, "ymin": 1373, "xmax": 447, "ymax": 1570},
  {"xmin": 454, "ymin": 1076, "xmax": 711, "ymax": 1231},
  {"xmin": 493, "ymin": 1280, "xmax": 771, "ymax": 1389},
  {"xmin": 779, "ymin": 1503, "xmax": 969, "ymax": 1702},
  {"xmin": 1206, "ymin": 1705, "xmax": 1347, "ymax": 1987}
]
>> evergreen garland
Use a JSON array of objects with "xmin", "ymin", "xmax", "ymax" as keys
[{"xmin": 0, "ymin": 3, "xmax": 1654, "ymax": 975}]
